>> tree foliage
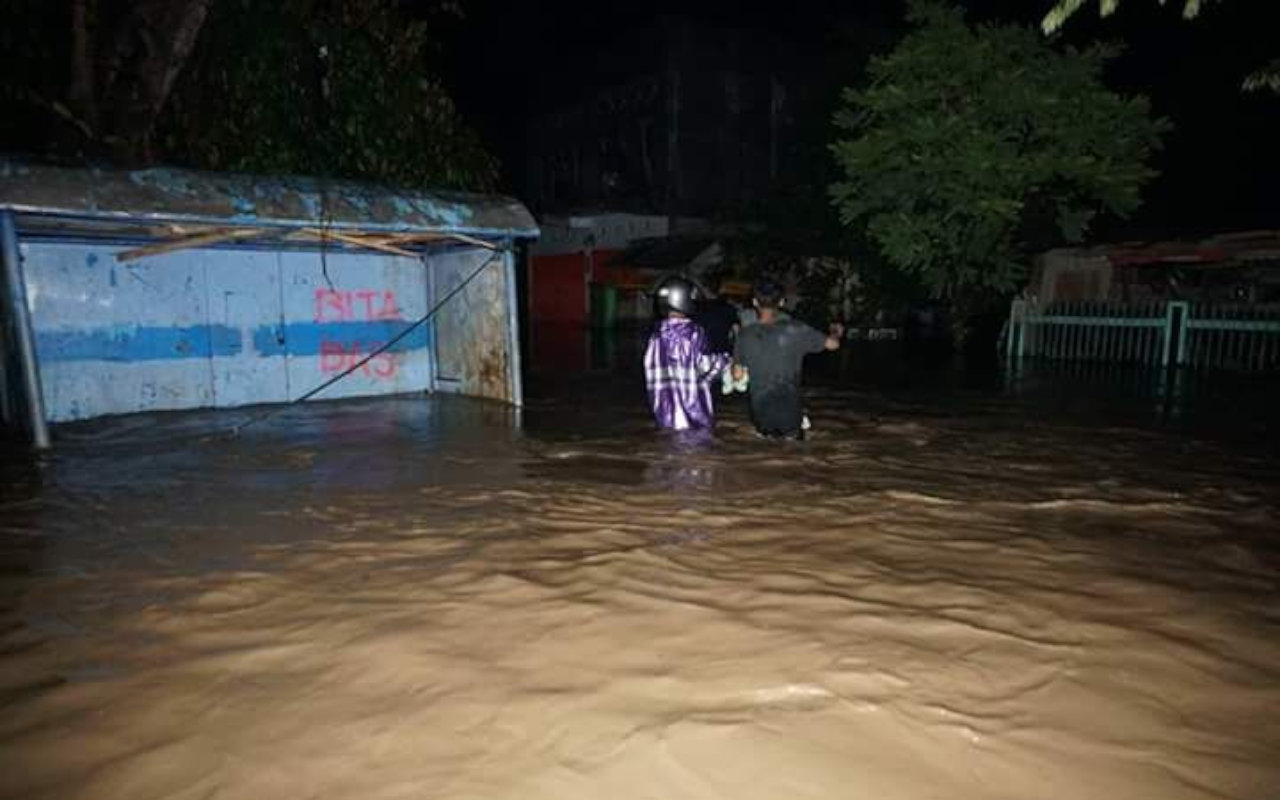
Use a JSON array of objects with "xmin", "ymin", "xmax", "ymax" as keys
[
  {"xmin": 1042, "ymin": 0, "xmax": 1211, "ymax": 34},
  {"xmin": 829, "ymin": 2, "xmax": 1166, "ymax": 302},
  {"xmin": 1243, "ymin": 58, "xmax": 1280, "ymax": 93},
  {"xmin": 0, "ymin": 0, "xmax": 212, "ymax": 163},
  {"xmin": 1042, "ymin": 0, "xmax": 1277, "ymax": 92},
  {"xmin": 160, "ymin": 0, "xmax": 498, "ymax": 191},
  {"xmin": 0, "ymin": 0, "xmax": 498, "ymax": 191}
]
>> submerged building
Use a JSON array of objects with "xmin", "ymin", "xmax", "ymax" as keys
[{"xmin": 0, "ymin": 161, "xmax": 539, "ymax": 448}]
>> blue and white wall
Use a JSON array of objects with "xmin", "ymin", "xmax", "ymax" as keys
[{"xmin": 21, "ymin": 240, "xmax": 483, "ymax": 422}]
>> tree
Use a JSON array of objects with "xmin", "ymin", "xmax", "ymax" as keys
[
  {"xmin": 1042, "ymin": 0, "xmax": 1210, "ymax": 34},
  {"xmin": 829, "ymin": 2, "xmax": 1166, "ymax": 336},
  {"xmin": 0, "ymin": 0, "xmax": 498, "ymax": 191},
  {"xmin": 1041, "ymin": 1, "xmax": 1278, "ymax": 92},
  {"xmin": 0, "ymin": 0, "xmax": 213, "ymax": 163},
  {"xmin": 159, "ymin": 0, "xmax": 498, "ymax": 191}
]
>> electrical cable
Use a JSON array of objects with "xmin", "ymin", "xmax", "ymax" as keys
[{"xmin": 225, "ymin": 247, "xmax": 501, "ymax": 438}]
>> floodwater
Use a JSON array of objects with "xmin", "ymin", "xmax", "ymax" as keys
[{"xmin": 2, "ymin": 332, "xmax": 1279, "ymax": 800}]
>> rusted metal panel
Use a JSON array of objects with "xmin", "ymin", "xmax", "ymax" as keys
[
  {"xmin": 0, "ymin": 160, "xmax": 538, "ymax": 239},
  {"xmin": 431, "ymin": 247, "xmax": 512, "ymax": 402}
]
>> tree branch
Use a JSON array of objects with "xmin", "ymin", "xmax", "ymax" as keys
[
  {"xmin": 68, "ymin": 0, "xmax": 98, "ymax": 127},
  {"xmin": 101, "ymin": 0, "xmax": 215, "ymax": 162},
  {"xmin": 10, "ymin": 87, "xmax": 96, "ymax": 142}
]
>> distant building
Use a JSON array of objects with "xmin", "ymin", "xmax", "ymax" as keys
[
  {"xmin": 1030, "ymin": 231, "xmax": 1280, "ymax": 306},
  {"xmin": 529, "ymin": 212, "xmax": 676, "ymax": 328},
  {"xmin": 525, "ymin": 211, "xmax": 728, "ymax": 368},
  {"xmin": 1006, "ymin": 231, "xmax": 1280, "ymax": 373}
]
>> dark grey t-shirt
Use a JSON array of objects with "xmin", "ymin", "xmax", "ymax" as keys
[
  {"xmin": 734, "ymin": 320, "xmax": 828, "ymax": 436},
  {"xmin": 734, "ymin": 319, "xmax": 828, "ymax": 391}
]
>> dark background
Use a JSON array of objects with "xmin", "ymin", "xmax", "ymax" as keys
[{"xmin": 441, "ymin": 0, "xmax": 1280, "ymax": 239}]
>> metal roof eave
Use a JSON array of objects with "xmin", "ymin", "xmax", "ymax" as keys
[
  {"xmin": 0, "ymin": 160, "xmax": 540, "ymax": 241},
  {"xmin": 5, "ymin": 206, "xmax": 539, "ymax": 242}
]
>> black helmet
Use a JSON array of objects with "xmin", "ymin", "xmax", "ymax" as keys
[{"xmin": 653, "ymin": 275, "xmax": 699, "ymax": 317}]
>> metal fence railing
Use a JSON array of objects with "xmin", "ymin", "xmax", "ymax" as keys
[
  {"xmin": 1182, "ymin": 303, "xmax": 1280, "ymax": 371},
  {"xmin": 1006, "ymin": 299, "xmax": 1280, "ymax": 372}
]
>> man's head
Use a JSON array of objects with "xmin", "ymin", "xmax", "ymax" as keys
[{"xmin": 752, "ymin": 281, "xmax": 785, "ymax": 321}]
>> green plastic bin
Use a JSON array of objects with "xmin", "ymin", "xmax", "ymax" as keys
[{"xmin": 590, "ymin": 283, "xmax": 618, "ymax": 328}]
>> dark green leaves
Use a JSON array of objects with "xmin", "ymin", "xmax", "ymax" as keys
[{"xmin": 829, "ymin": 2, "xmax": 1166, "ymax": 297}]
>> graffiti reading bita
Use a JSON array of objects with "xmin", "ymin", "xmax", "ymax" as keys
[
  {"xmin": 314, "ymin": 289, "xmax": 401, "ymax": 323},
  {"xmin": 314, "ymin": 289, "xmax": 402, "ymax": 378}
]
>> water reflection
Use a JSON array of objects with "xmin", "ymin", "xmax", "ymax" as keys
[{"xmin": 529, "ymin": 322, "xmax": 1279, "ymax": 443}]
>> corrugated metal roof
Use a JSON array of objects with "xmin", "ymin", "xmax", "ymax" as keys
[{"xmin": 0, "ymin": 160, "xmax": 539, "ymax": 240}]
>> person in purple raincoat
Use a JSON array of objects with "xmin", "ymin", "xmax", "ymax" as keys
[{"xmin": 644, "ymin": 276, "xmax": 730, "ymax": 431}]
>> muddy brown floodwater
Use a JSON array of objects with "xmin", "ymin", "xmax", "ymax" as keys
[{"xmin": 1, "ymin": 370, "xmax": 1279, "ymax": 800}]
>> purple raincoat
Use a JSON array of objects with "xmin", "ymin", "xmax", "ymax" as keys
[{"xmin": 644, "ymin": 318, "xmax": 730, "ymax": 430}]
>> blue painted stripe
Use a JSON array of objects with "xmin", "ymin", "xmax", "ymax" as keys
[
  {"xmin": 36, "ymin": 325, "xmax": 242, "ymax": 362},
  {"xmin": 252, "ymin": 320, "xmax": 431, "ymax": 357},
  {"xmin": 33, "ymin": 320, "xmax": 431, "ymax": 364}
]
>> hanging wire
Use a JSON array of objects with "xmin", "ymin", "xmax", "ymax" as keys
[{"xmin": 225, "ymin": 247, "xmax": 502, "ymax": 438}]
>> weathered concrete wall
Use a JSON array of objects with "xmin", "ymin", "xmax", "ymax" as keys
[{"xmin": 24, "ymin": 241, "xmax": 446, "ymax": 422}]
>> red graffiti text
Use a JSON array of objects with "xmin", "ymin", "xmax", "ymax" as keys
[
  {"xmin": 320, "ymin": 340, "xmax": 397, "ymax": 378},
  {"xmin": 314, "ymin": 289, "xmax": 401, "ymax": 322},
  {"xmin": 315, "ymin": 288, "xmax": 402, "ymax": 380}
]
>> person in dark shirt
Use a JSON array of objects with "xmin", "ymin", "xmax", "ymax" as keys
[
  {"xmin": 694, "ymin": 283, "xmax": 741, "ymax": 356},
  {"xmin": 693, "ymin": 281, "xmax": 743, "ymax": 392},
  {"xmin": 733, "ymin": 282, "xmax": 843, "ymax": 439}
]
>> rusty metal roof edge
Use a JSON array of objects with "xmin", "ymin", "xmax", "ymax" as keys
[
  {"xmin": 0, "ymin": 160, "xmax": 540, "ymax": 240},
  {"xmin": 5, "ymin": 205, "xmax": 538, "ymax": 241}
]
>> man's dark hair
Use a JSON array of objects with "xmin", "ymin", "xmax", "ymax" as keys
[{"xmin": 752, "ymin": 281, "xmax": 785, "ymax": 310}]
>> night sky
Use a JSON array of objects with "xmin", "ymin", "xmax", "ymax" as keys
[{"xmin": 442, "ymin": 0, "xmax": 1280, "ymax": 241}]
